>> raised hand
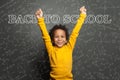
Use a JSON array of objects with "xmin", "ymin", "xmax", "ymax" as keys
[
  {"xmin": 35, "ymin": 8, "xmax": 43, "ymax": 19},
  {"xmin": 80, "ymin": 6, "xmax": 87, "ymax": 14}
]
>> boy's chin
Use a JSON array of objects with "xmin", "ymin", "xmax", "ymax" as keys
[
  {"xmin": 56, "ymin": 45, "xmax": 63, "ymax": 48},
  {"xmin": 56, "ymin": 44, "xmax": 64, "ymax": 48}
]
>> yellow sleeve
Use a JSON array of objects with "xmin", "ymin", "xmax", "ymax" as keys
[
  {"xmin": 38, "ymin": 18, "xmax": 53, "ymax": 54},
  {"xmin": 68, "ymin": 13, "xmax": 87, "ymax": 50}
]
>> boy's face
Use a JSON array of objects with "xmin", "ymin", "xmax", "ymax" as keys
[{"xmin": 53, "ymin": 29, "xmax": 67, "ymax": 48}]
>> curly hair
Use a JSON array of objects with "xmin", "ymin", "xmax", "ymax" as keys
[{"xmin": 49, "ymin": 24, "xmax": 69, "ymax": 45}]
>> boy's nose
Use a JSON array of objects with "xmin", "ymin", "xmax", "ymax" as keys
[{"xmin": 58, "ymin": 37, "xmax": 62, "ymax": 41}]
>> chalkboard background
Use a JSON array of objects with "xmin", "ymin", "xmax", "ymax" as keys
[{"xmin": 0, "ymin": 0, "xmax": 120, "ymax": 80}]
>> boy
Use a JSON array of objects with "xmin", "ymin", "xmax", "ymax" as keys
[{"xmin": 35, "ymin": 6, "xmax": 87, "ymax": 80}]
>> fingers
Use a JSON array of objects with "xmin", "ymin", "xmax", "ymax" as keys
[
  {"xmin": 38, "ymin": 8, "xmax": 42, "ymax": 14},
  {"xmin": 35, "ymin": 9, "xmax": 41, "ymax": 15},
  {"xmin": 35, "ymin": 8, "xmax": 43, "ymax": 18},
  {"xmin": 80, "ymin": 6, "xmax": 87, "ymax": 14},
  {"xmin": 82, "ymin": 6, "xmax": 85, "ymax": 8},
  {"xmin": 80, "ymin": 6, "xmax": 86, "ymax": 11},
  {"xmin": 35, "ymin": 10, "xmax": 39, "ymax": 16},
  {"xmin": 39, "ymin": 8, "xmax": 43, "ymax": 13}
]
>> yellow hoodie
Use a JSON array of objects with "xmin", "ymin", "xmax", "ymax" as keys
[{"xmin": 38, "ymin": 13, "xmax": 86, "ymax": 80}]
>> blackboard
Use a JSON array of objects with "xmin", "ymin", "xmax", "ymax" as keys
[{"xmin": 0, "ymin": 0, "xmax": 120, "ymax": 80}]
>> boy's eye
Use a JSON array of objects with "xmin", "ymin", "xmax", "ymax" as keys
[
  {"xmin": 54, "ymin": 36, "xmax": 59, "ymax": 38},
  {"xmin": 54, "ymin": 36, "xmax": 65, "ymax": 38}
]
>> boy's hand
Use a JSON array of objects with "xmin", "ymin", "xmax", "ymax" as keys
[
  {"xmin": 35, "ymin": 9, "xmax": 43, "ymax": 19},
  {"xmin": 80, "ymin": 6, "xmax": 87, "ymax": 14}
]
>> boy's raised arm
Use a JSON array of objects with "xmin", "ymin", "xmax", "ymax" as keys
[
  {"xmin": 71, "ymin": 6, "xmax": 87, "ymax": 34},
  {"xmin": 68, "ymin": 6, "xmax": 87, "ymax": 50},
  {"xmin": 35, "ymin": 9, "xmax": 53, "ymax": 54}
]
